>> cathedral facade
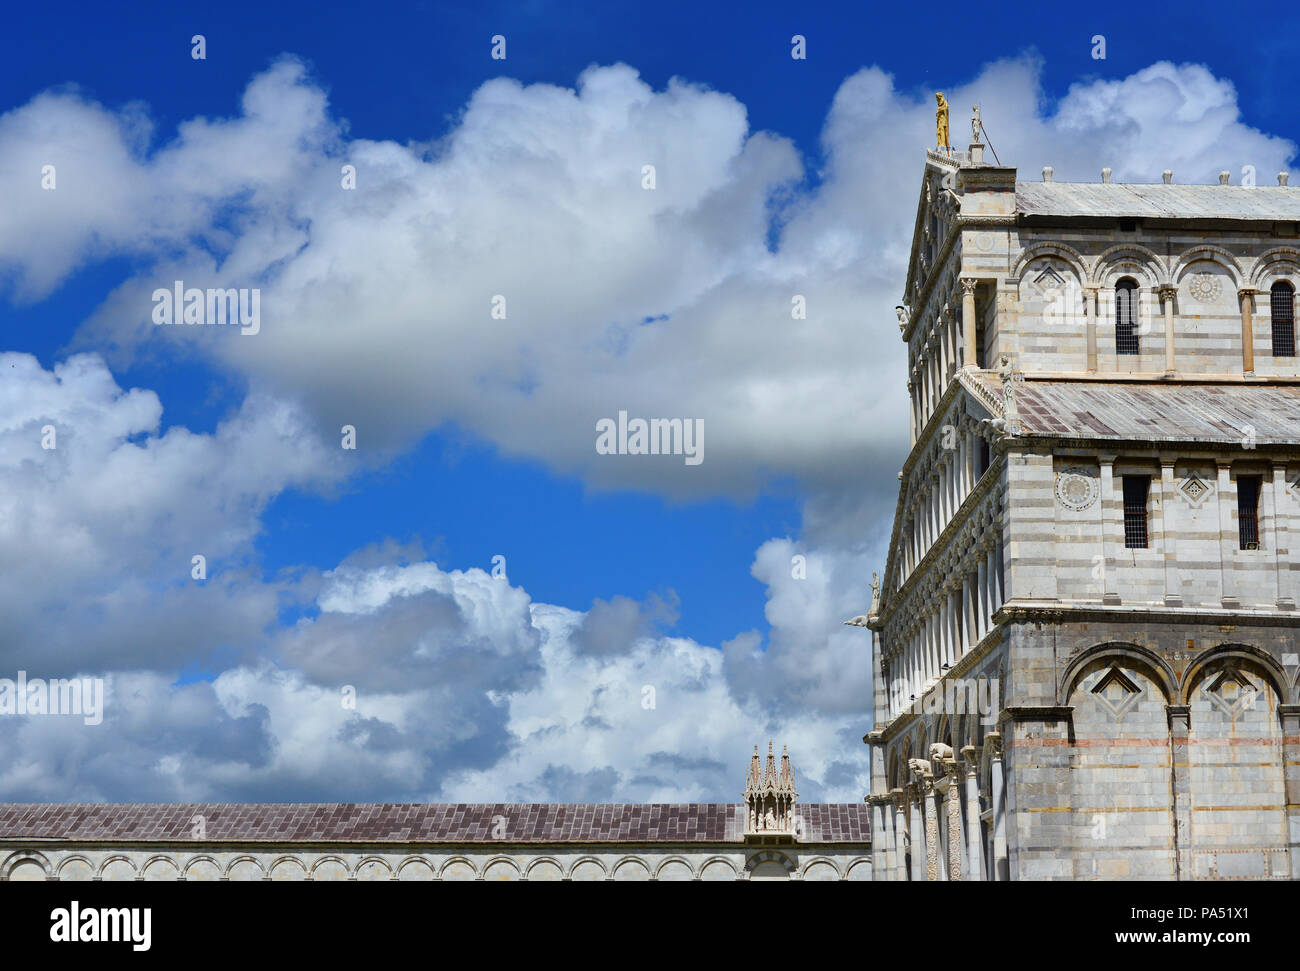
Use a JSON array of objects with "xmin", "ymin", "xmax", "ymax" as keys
[{"xmin": 863, "ymin": 122, "xmax": 1300, "ymax": 880}]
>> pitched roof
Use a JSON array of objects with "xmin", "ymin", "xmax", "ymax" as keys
[
  {"xmin": 0, "ymin": 803, "xmax": 869, "ymax": 844},
  {"xmin": 975, "ymin": 377, "xmax": 1300, "ymax": 445},
  {"xmin": 1015, "ymin": 181, "xmax": 1300, "ymax": 221}
]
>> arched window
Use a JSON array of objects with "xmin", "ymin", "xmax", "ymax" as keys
[
  {"xmin": 1271, "ymin": 281, "xmax": 1295, "ymax": 357},
  {"xmin": 1115, "ymin": 278, "xmax": 1139, "ymax": 355}
]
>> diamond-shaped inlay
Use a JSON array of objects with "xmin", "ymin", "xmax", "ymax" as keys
[
  {"xmin": 1034, "ymin": 263, "xmax": 1066, "ymax": 290},
  {"xmin": 1179, "ymin": 473, "xmax": 1212, "ymax": 507},
  {"xmin": 1205, "ymin": 667, "xmax": 1258, "ymax": 717},
  {"xmin": 1092, "ymin": 666, "xmax": 1142, "ymax": 719}
]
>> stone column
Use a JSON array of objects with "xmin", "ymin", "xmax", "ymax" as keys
[
  {"xmin": 982, "ymin": 538, "xmax": 993, "ymax": 616},
  {"xmin": 1159, "ymin": 284, "xmax": 1178, "ymax": 374},
  {"xmin": 1160, "ymin": 460, "xmax": 1183, "ymax": 607},
  {"xmin": 1239, "ymin": 288, "xmax": 1257, "ymax": 375},
  {"xmin": 962, "ymin": 745, "xmax": 983, "ymax": 881},
  {"xmin": 965, "ymin": 572, "xmax": 977, "ymax": 651},
  {"xmin": 1279, "ymin": 705, "xmax": 1300, "ymax": 880},
  {"xmin": 946, "ymin": 762, "xmax": 964, "ymax": 880},
  {"xmin": 922, "ymin": 775, "xmax": 940, "ymax": 881},
  {"xmin": 908, "ymin": 784, "xmax": 924, "ymax": 882},
  {"xmin": 1216, "ymin": 459, "xmax": 1239, "ymax": 607},
  {"xmin": 987, "ymin": 732, "xmax": 1008, "ymax": 880},
  {"xmin": 1272, "ymin": 463, "xmax": 1294, "ymax": 608},
  {"xmin": 907, "ymin": 381, "xmax": 917, "ymax": 446},
  {"xmin": 948, "ymin": 587, "xmax": 960, "ymax": 667},
  {"xmin": 890, "ymin": 789, "xmax": 907, "ymax": 881},
  {"xmin": 946, "ymin": 587, "xmax": 956, "ymax": 670},
  {"xmin": 975, "ymin": 556, "xmax": 988, "ymax": 643},
  {"xmin": 868, "ymin": 797, "xmax": 886, "ymax": 880},
  {"xmin": 961, "ymin": 278, "xmax": 978, "ymax": 368},
  {"xmin": 1167, "ymin": 705, "xmax": 1192, "ymax": 881},
  {"xmin": 1085, "ymin": 286, "xmax": 1099, "ymax": 372},
  {"xmin": 1099, "ymin": 455, "xmax": 1121, "ymax": 604}
]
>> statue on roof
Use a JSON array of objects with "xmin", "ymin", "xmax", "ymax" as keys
[
  {"xmin": 936, "ymin": 93, "xmax": 949, "ymax": 149},
  {"xmin": 971, "ymin": 104, "xmax": 982, "ymax": 145}
]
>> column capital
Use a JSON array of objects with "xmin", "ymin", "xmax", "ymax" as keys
[
  {"xmin": 984, "ymin": 731, "xmax": 1003, "ymax": 758},
  {"xmin": 1160, "ymin": 457, "xmax": 1177, "ymax": 471},
  {"xmin": 961, "ymin": 744, "xmax": 980, "ymax": 775},
  {"xmin": 1158, "ymin": 283, "xmax": 1178, "ymax": 298},
  {"xmin": 1166, "ymin": 704, "xmax": 1191, "ymax": 730},
  {"xmin": 959, "ymin": 277, "xmax": 980, "ymax": 296},
  {"xmin": 1238, "ymin": 287, "xmax": 1259, "ymax": 299}
]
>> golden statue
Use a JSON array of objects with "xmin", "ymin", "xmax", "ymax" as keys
[{"xmin": 935, "ymin": 93, "xmax": 950, "ymax": 149}]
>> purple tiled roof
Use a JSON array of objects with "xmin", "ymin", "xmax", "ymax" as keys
[{"xmin": 0, "ymin": 803, "xmax": 869, "ymax": 844}]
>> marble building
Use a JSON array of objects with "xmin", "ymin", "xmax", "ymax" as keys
[
  {"xmin": 0, "ymin": 743, "xmax": 870, "ymax": 880},
  {"xmin": 861, "ymin": 115, "xmax": 1300, "ymax": 881}
]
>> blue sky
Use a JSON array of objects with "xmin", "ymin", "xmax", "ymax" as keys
[{"xmin": 1, "ymin": 0, "xmax": 1295, "ymax": 803}]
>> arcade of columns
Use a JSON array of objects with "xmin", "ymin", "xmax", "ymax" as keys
[
  {"xmin": 869, "ymin": 734, "xmax": 1008, "ymax": 882},
  {"xmin": 887, "ymin": 391, "xmax": 1005, "ymax": 720}
]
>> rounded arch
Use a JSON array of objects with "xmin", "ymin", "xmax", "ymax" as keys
[
  {"xmin": 565, "ymin": 856, "xmax": 607, "ymax": 881},
  {"xmin": 96, "ymin": 854, "xmax": 139, "ymax": 881},
  {"xmin": 224, "ymin": 855, "xmax": 267, "ymax": 881},
  {"xmin": 55, "ymin": 855, "xmax": 95, "ymax": 881},
  {"xmin": 436, "ymin": 856, "xmax": 478, "ymax": 880},
  {"xmin": 1012, "ymin": 242, "xmax": 1089, "ymax": 286},
  {"xmin": 609, "ymin": 856, "xmax": 652, "ymax": 881},
  {"xmin": 798, "ymin": 856, "xmax": 844, "ymax": 880},
  {"xmin": 353, "ymin": 856, "xmax": 395, "ymax": 881},
  {"xmin": 308, "ymin": 855, "xmax": 352, "ymax": 881},
  {"xmin": 522, "ymin": 857, "xmax": 564, "ymax": 881},
  {"xmin": 393, "ymin": 856, "xmax": 435, "ymax": 881},
  {"xmin": 1171, "ymin": 245, "xmax": 1244, "ymax": 289},
  {"xmin": 138, "ymin": 854, "xmax": 181, "ymax": 879},
  {"xmin": 1248, "ymin": 247, "xmax": 1300, "ymax": 289},
  {"xmin": 180, "ymin": 854, "xmax": 222, "ymax": 881},
  {"xmin": 1089, "ymin": 243, "xmax": 1167, "ymax": 287},
  {"xmin": 1059, "ymin": 641, "xmax": 1178, "ymax": 705},
  {"xmin": 931, "ymin": 714, "xmax": 953, "ymax": 753},
  {"xmin": 1181, "ymin": 644, "xmax": 1291, "ymax": 705},
  {"xmin": 653, "ymin": 855, "xmax": 696, "ymax": 880},
  {"xmin": 743, "ymin": 851, "xmax": 794, "ymax": 877},
  {"xmin": 2, "ymin": 850, "xmax": 51, "ymax": 881},
  {"xmin": 479, "ymin": 856, "xmax": 521, "ymax": 882},
  {"xmin": 267, "ymin": 854, "xmax": 310, "ymax": 875}
]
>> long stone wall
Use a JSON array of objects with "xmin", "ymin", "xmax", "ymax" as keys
[{"xmin": 0, "ymin": 845, "xmax": 871, "ymax": 881}]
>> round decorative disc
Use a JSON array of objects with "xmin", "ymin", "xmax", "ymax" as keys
[{"xmin": 1056, "ymin": 468, "xmax": 1099, "ymax": 511}]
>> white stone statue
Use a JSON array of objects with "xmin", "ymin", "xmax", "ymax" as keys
[
  {"xmin": 929, "ymin": 743, "xmax": 954, "ymax": 762},
  {"xmin": 972, "ymin": 105, "xmax": 981, "ymax": 145},
  {"xmin": 908, "ymin": 757, "xmax": 932, "ymax": 778}
]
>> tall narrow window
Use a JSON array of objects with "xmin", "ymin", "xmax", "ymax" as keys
[
  {"xmin": 1238, "ymin": 475, "xmax": 1261, "ymax": 549},
  {"xmin": 977, "ymin": 438, "xmax": 991, "ymax": 477},
  {"xmin": 1115, "ymin": 279, "xmax": 1140, "ymax": 355},
  {"xmin": 1122, "ymin": 475, "xmax": 1149, "ymax": 549},
  {"xmin": 1271, "ymin": 281, "xmax": 1295, "ymax": 357}
]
